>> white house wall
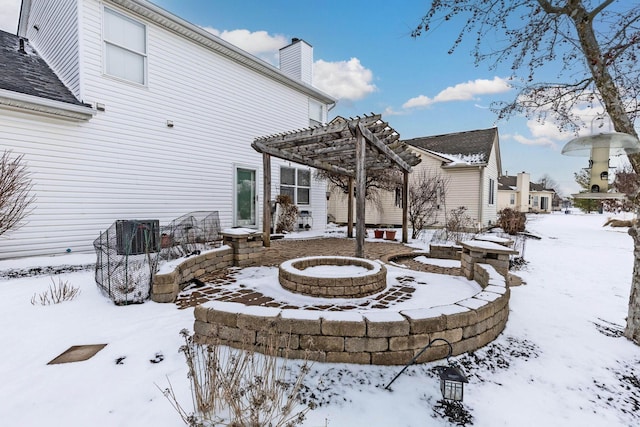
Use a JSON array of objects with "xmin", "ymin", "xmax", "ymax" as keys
[
  {"xmin": 480, "ymin": 141, "xmax": 499, "ymax": 226},
  {"xmin": 0, "ymin": 0, "xmax": 327, "ymax": 259},
  {"xmin": 20, "ymin": 0, "xmax": 81, "ymax": 98}
]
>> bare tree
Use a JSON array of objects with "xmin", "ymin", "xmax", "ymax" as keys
[
  {"xmin": 601, "ymin": 164, "xmax": 640, "ymax": 212},
  {"xmin": 316, "ymin": 168, "xmax": 402, "ymax": 211},
  {"xmin": 412, "ymin": 1, "xmax": 640, "ymax": 343},
  {"xmin": 0, "ymin": 150, "xmax": 35, "ymax": 236},
  {"xmin": 538, "ymin": 174, "xmax": 560, "ymax": 193},
  {"xmin": 408, "ymin": 170, "xmax": 448, "ymax": 239}
]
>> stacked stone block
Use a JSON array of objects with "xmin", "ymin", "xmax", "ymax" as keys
[
  {"xmin": 459, "ymin": 240, "xmax": 517, "ymax": 279},
  {"xmin": 193, "ymin": 262, "xmax": 510, "ymax": 365},
  {"xmin": 222, "ymin": 231, "xmax": 264, "ymax": 267},
  {"xmin": 428, "ymin": 244, "xmax": 462, "ymax": 260},
  {"xmin": 151, "ymin": 246, "xmax": 233, "ymax": 303},
  {"xmin": 151, "ymin": 231, "xmax": 265, "ymax": 303},
  {"xmin": 279, "ymin": 257, "xmax": 387, "ymax": 298}
]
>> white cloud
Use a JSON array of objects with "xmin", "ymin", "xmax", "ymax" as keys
[
  {"xmin": 313, "ymin": 58, "xmax": 377, "ymax": 101},
  {"xmin": 0, "ymin": 0, "xmax": 20, "ymax": 33},
  {"xmin": 505, "ymin": 133, "xmax": 558, "ymax": 149},
  {"xmin": 202, "ymin": 27, "xmax": 377, "ymax": 102},
  {"xmin": 202, "ymin": 27, "xmax": 288, "ymax": 64},
  {"xmin": 403, "ymin": 76, "xmax": 512, "ymax": 109}
]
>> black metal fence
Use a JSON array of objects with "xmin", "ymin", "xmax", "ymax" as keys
[{"xmin": 94, "ymin": 211, "xmax": 221, "ymax": 305}]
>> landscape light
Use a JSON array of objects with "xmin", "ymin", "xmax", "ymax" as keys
[
  {"xmin": 437, "ymin": 365, "xmax": 468, "ymax": 401},
  {"xmin": 385, "ymin": 338, "xmax": 468, "ymax": 402}
]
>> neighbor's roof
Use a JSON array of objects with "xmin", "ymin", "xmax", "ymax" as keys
[
  {"xmin": 403, "ymin": 127, "xmax": 498, "ymax": 165},
  {"xmin": 0, "ymin": 30, "xmax": 86, "ymax": 106},
  {"xmin": 497, "ymin": 175, "xmax": 555, "ymax": 192}
]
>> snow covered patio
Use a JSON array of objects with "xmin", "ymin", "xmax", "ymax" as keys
[{"xmin": 0, "ymin": 213, "xmax": 638, "ymax": 426}]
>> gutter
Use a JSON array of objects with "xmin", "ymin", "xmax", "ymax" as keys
[
  {"xmin": 478, "ymin": 165, "xmax": 486, "ymax": 229},
  {"xmin": 0, "ymin": 89, "xmax": 95, "ymax": 121}
]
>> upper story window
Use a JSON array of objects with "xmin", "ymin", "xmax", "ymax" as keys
[
  {"xmin": 103, "ymin": 7, "xmax": 147, "ymax": 85},
  {"xmin": 280, "ymin": 167, "xmax": 311, "ymax": 205},
  {"xmin": 509, "ymin": 193, "xmax": 515, "ymax": 205},
  {"xmin": 309, "ymin": 99, "xmax": 324, "ymax": 126}
]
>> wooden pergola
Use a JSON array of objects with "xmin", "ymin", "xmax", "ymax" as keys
[{"xmin": 252, "ymin": 114, "xmax": 421, "ymax": 258}]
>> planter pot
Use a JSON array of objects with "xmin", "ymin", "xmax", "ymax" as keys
[
  {"xmin": 374, "ymin": 229, "xmax": 384, "ymax": 239},
  {"xmin": 161, "ymin": 234, "xmax": 172, "ymax": 248},
  {"xmin": 385, "ymin": 230, "xmax": 397, "ymax": 240}
]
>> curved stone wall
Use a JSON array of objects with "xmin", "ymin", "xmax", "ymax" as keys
[
  {"xmin": 279, "ymin": 256, "xmax": 387, "ymax": 298},
  {"xmin": 194, "ymin": 262, "xmax": 510, "ymax": 365}
]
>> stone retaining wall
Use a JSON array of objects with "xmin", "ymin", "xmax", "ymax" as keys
[
  {"xmin": 429, "ymin": 244, "xmax": 462, "ymax": 260},
  {"xmin": 151, "ymin": 231, "xmax": 264, "ymax": 303},
  {"xmin": 151, "ymin": 247, "xmax": 233, "ymax": 303},
  {"xmin": 193, "ymin": 262, "xmax": 510, "ymax": 365}
]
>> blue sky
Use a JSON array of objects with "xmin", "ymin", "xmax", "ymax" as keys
[{"xmin": 2, "ymin": 0, "xmax": 630, "ymax": 195}]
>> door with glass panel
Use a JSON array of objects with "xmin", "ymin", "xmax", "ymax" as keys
[{"xmin": 235, "ymin": 167, "xmax": 257, "ymax": 227}]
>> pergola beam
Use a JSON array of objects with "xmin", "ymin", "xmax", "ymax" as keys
[{"xmin": 253, "ymin": 114, "xmax": 421, "ymax": 254}]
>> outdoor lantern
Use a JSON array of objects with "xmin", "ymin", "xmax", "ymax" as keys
[
  {"xmin": 385, "ymin": 337, "xmax": 468, "ymax": 402},
  {"xmin": 438, "ymin": 365, "xmax": 469, "ymax": 402}
]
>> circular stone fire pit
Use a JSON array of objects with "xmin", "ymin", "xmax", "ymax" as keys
[{"xmin": 279, "ymin": 256, "xmax": 387, "ymax": 298}]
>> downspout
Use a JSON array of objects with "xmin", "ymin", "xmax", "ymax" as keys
[{"xmin": 478, "ymin": 165, "xmax": 485, "ymax": 230}]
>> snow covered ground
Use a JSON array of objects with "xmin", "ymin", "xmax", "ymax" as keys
[{"xmin": 0, "ymin": 212, "xmax": 638, "ymax": 426}]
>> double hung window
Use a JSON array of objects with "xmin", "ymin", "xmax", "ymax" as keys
[{"xmin": 104, "ymin": 7, "xmax": 147, "ymax": 85}]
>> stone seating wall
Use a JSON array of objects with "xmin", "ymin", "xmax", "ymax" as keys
[
  {"xmin": 151, "ymin": 231, "xmax": 264, "ymax": 303},
  {"xmin": 193, "ymin": 262, "xmax": 510, "ymax": 365}
]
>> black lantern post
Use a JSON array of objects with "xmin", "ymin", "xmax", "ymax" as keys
[{"xmin": 384, "ymin": 338, "xmax": 468, "ymax": 402}]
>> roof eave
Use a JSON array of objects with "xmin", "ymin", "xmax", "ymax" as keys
[
  {"xmin": 107, "ymin": 0, "xmax": 336, "ymax": 104},
  {"xmin": 0, "ymin": 89, "xmax": 95, "ymax": 121}
]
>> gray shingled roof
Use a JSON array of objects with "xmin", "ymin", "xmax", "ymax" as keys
[
  {"xmin": 498, "ymin": 175, "xmax": 553, "ymax": 192},
  {"xmin": 0, "ymin": 30, "xmax": 86, "ymax": 106},
  {"xmin": 403, "ymin": 127, "xmax": 498, "ymax": 164}
]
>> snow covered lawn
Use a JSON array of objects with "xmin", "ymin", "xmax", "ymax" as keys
[{"xmin": 0, "ymin": 213, "xmax": 638, "ymax": 426}]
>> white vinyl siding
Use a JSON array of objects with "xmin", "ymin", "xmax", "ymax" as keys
[
  {"xmin": 0, "ymin": 0, "xmax": 329, "ymax": 259},
  {"xmin": 19, "ymin": 0, "xmax": 81, "ymax": 97}
]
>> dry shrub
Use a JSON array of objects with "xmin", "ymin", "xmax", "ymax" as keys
[
  {"xmin": 31, "ymin": 276, "xmax": 80, "ymax": 305},
  {"xmin": 275, "ymin": 194, "xmax": 299, "ymax": 233},
  {"xmin": 0, "ymin": 150, "xmax": 35, "ymax": 236},
  {"xmin": 161, "ymin": 328, "xmax": 312, "ymax": 427},
  {"xmin": 497, "ymin": 208, "xmax": 527, "ymax": 235}
]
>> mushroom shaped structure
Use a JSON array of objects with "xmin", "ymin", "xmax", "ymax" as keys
[{"xmin": 562, "ymin": 132, "xmax": 640, "ymax": 199}]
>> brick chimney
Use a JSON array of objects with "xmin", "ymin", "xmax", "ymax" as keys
[{"xmin": 279, "ymin": 38, "xmax": 313, "ymax": 85}]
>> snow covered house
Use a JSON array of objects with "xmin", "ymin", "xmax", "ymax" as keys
[
  {"xmin": 0, "ymin": 0, "xmax": 335, "ymax": 259},
  {"xmin": 497, "ymin": 172, "xmax": 555, "ymax": 213},
  {"xmin": 327, "ymin": 127, "xmax": 502, "ymax": 229}
]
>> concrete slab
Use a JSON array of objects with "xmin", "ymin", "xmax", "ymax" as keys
[{"xmin": 47, "ymin": 344, "xmax": 107, "ymax": 365}]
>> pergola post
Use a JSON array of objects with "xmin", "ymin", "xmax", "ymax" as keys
[
  {"xmin": 347, "ymin": 177, "xmax": 354, "ymax": 238},
  {"xmin": 355, "ymin": 127, "xmax": 366, "ymax": 258},
  {"xmin": 262, "ymin": 152, "xmax": 271, "ymax": 247},
  {"xmin": 402, "ymin": 170, "xmax": 409, "ymax": 243}
]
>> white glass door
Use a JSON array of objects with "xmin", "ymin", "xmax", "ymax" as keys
[{"xmin": 235, "ymin": 167, "xmax": 257, "ymax": 227}]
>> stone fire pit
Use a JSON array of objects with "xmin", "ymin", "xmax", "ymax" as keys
[{"xmin": 279, "ymin": 256, "xmax": 387, "ymax": 298}]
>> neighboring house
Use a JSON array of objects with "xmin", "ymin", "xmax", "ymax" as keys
[
  {"xmin": 0, "ymin": 0, "xmax": 335, "ymax": 259},
  {"xmin": 327, "ymin": 127, "xmax": 502, "ymax": 229},
  {"xmin": 497, "ymin": 172, "xmax": 556, "ymax": 213}
]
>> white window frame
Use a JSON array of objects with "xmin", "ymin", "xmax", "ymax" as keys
[
  {"xmin": 509, "ymin": 193, "xmax": 515, "ymax": 205},
  {"xmin": 488, "ymin": 178, "xmax": 495, "ymax": 205},
  {"xmin": 103, "ymin": 7, "xmax": 147, "ymax": 85},
  {"xmin": 280, "ymin": 166, "xmax": 311, "ymax": 206},
  {"xmin": 309, "ymin": 99, "xmax": 325, "ymax": 127}
]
